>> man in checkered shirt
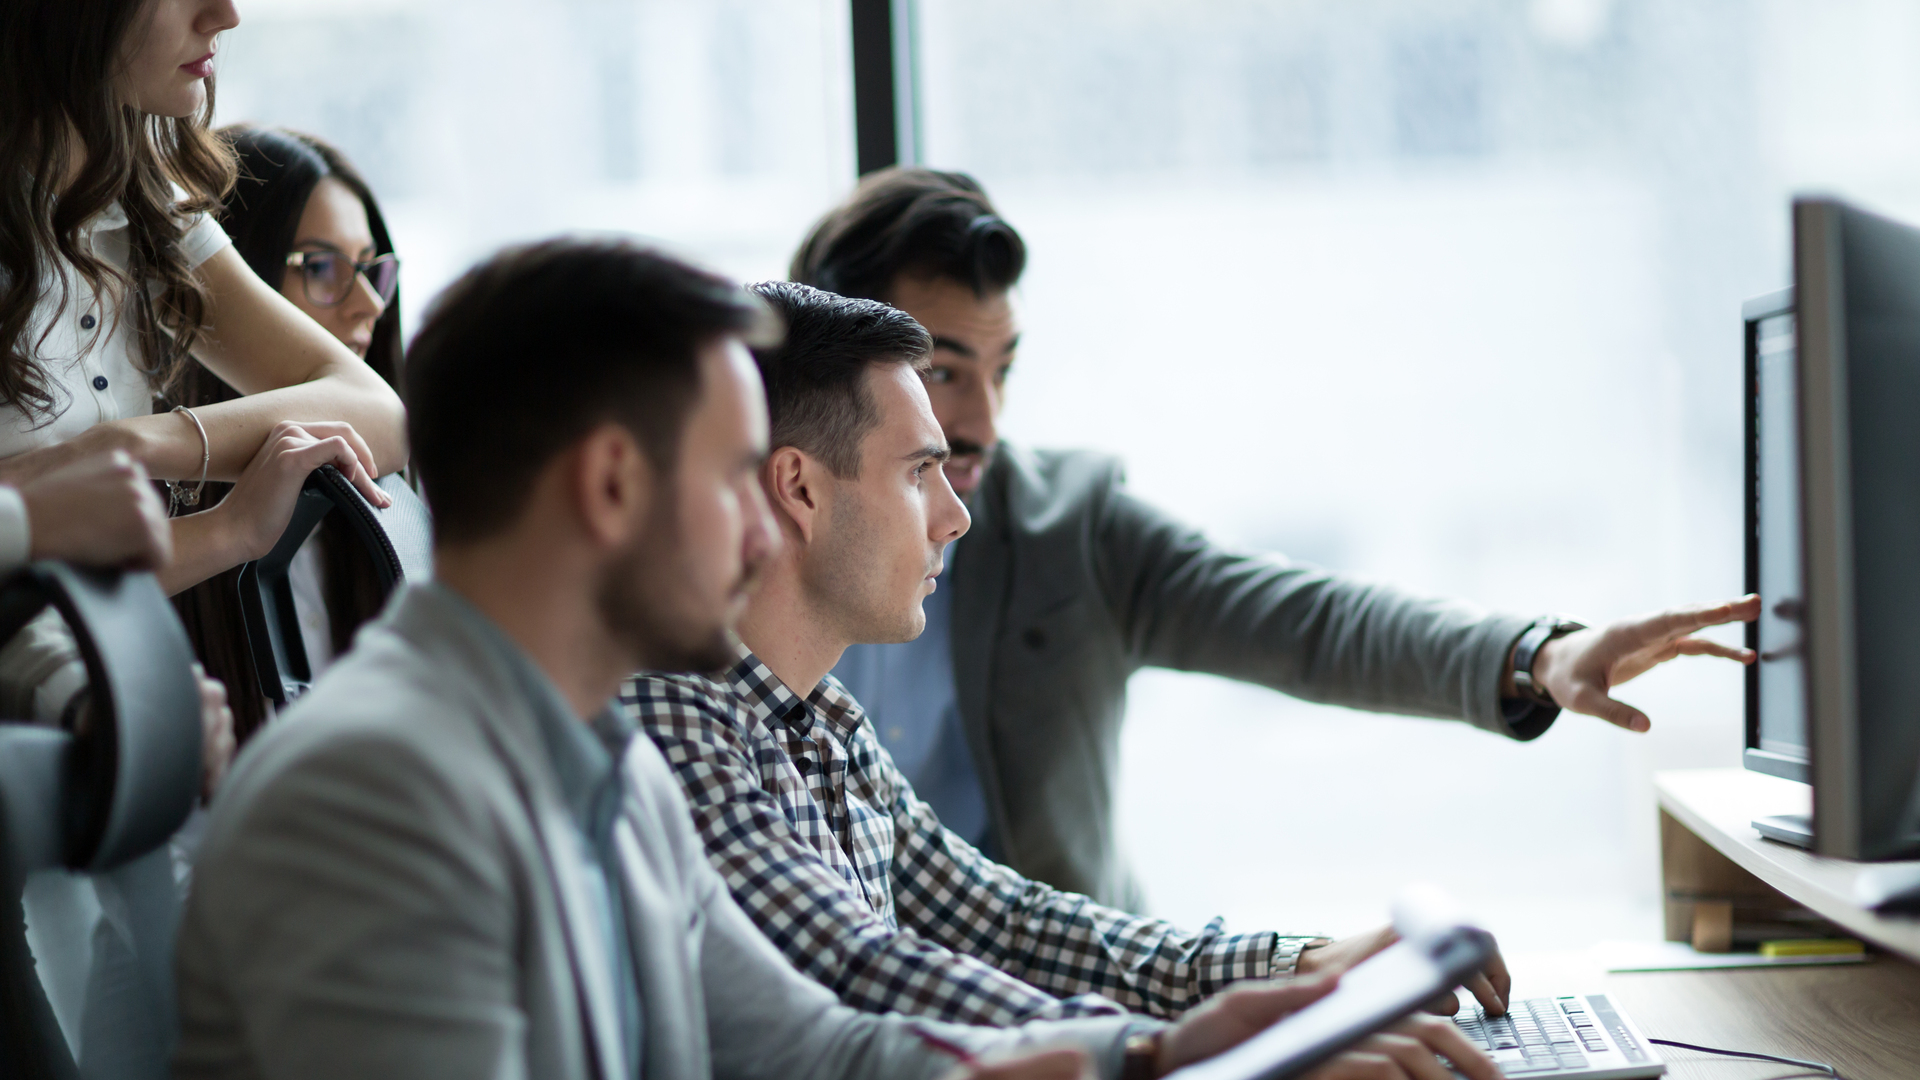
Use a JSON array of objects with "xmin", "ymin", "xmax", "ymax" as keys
[{"xmin": 620, "ymin": 280, "xmax": 1512, "ymax": 1033}]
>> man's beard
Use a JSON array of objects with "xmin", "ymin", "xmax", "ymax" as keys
[{"xmin": 596, "ymin": 501, "xmax": 755, "ymax": 675}]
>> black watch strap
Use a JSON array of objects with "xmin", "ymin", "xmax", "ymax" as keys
[{"xmin": 1511, "ymin": 617, "xmax": 1586, "ymax": 707}]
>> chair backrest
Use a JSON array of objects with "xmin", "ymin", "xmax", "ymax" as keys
[
  {"xmin": 0, "ymin": 565, "xmax": 202, "ymax": 1080},
  {"xmin": 237, "ymin": 468, "xmax": 432, "ymax": 705}
]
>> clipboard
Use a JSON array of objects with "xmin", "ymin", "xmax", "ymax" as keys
[{"xmin": 1166, "ymin": 888, "xmax": 1496, "ymax": 1080}]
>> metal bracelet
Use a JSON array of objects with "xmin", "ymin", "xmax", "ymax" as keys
[{"xmin": 168, "ymin": 405, "xmax": 210, "ymax": 512}]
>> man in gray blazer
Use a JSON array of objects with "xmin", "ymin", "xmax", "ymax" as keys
[
  {"xmin": 796, "ymin": 169, "xmax": 1759, "ymax": 920},
  {"xmin": 172, "ymin": 239, "xmax": 1385, "ymax": 1080}
]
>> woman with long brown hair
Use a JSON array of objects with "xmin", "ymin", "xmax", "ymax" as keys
[
  {"xmin": 173, "ymin": 125, "xmax": 407, "ymax": 740},
  {"xmin": 0, "ymin": 0, "xmax": 407, "ymax": 595},
  {"xmin": 0, "ymin": 0, "xmax": 409, "ymax": 742}
]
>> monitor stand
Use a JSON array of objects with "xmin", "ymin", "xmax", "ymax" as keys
[{"xmin": 1753, "ymin": 813, "xmax": 1814, "ymax": 848}]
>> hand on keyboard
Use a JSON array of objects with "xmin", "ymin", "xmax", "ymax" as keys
[
  {"xmin": 1454, "ymin": 997, "xmax": 1614, "ymax": 1075},
  {"xmin": 1297, "ymin": 925, "xmax": 1512, "ymax": 1016},
  {"xmin": 1303, "ymin": 1014, "xmax": 1502, "ymax": 1080}
]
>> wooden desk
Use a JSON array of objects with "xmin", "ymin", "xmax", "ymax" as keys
[
  {"xmin": 1657, "ymin": 769, "xmax": 1920, "ymax": 960},
  {"xmin": 1604, "ymin": 962, "xmax": 1920, "ymax": 1079},
  {"xmin": 1551, "ymin": 768, "xmax": 1920, "ymax": 1078},
  {"xmin": 1502, "ymin": 947, "xmax": 1920, "ymax": 1079}
]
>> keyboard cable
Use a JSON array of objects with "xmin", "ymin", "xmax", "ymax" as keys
[{"xmin": 1648, "ymin": 1037, "xmax": 1843, "ymax": 1079}]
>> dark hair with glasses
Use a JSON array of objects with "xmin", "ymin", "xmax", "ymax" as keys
[
  {"xmin": 168, "ymin": 126, "xmax": 403, "ymax": 743},
  {"xmin": 407, "ymin": 237, "xmax": 777, "ymax": 544},
  {"xmin": 211, "ymin": 126, "xmax": 404, "ymax": 385},
  {"xmin": 790, "ymin": 166, "xmax": 1026, "ymax": 304},
  {"xmin": 745, "ymin": 281, "xmax": 932, "ymax": 478}
]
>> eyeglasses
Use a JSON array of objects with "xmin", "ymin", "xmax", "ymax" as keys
[{"xmin": 284, "ymin": 248, "xmax": 400, "ymax": 308}]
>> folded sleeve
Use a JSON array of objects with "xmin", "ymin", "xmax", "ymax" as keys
[
  {"xmin": 0, "ymin": 608, "xmax": 87, "ymax": 724},
  {"xmin": 179, "ymin": 210, "xmax": 232, "ymax": 269},
  {"xmin": 0, "ymin": 486, "xmax": 30, "ymax": 571}
]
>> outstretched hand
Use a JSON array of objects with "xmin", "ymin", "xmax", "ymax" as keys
[{"xmin": 1530, "ymin": 595, "xmax": 1760, "ymax": 732}]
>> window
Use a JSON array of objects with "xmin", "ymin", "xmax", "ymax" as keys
[
  {"xmin": 915, "ymin": 0, "xmax": 1920, "ymax": 949},
  {"xmin": 214, "ymin": 0, "xmax": 856, "ymax": 321}
]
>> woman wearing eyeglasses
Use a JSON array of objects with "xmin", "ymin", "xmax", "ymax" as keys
[{"xmin": 170, "ymin": 125, "xmax": 407, "ymax": 740}]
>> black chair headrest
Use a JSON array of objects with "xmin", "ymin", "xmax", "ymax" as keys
[
  {"xmin": 238, "ymin": 468, "xmax": 432, "ymax": 706},
  {"xmin": 0, "ymin": 566, "xmax": 201, "ymax": 881}
]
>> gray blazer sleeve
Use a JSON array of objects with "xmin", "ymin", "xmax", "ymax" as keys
[
  {"xmin": 174, "ymin": 732, "xmax": 534, "ymax": 1080},
  {"xmin": 1092, "ymin": 483, "xmax": 1544, "ymax": 738}
]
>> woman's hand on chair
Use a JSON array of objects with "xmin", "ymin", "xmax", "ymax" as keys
[
  {"xmin": 158, "ymin": 420, "xmax": 384, "ymax": 595},
  {"xmin": 210, "ymin": 420, "xmax": 387, "ymax": 564}
]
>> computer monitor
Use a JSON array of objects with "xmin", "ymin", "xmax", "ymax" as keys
[{"xmin": 1743, "ymin": 197, "xmax": 1920, "ymax": 861}]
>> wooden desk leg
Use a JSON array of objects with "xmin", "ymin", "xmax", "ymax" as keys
[
  {"xmin": 1660, "ymin": 809, "xmax": 1781, "ymax": 943},
  {"xmin": 1691, "ymin": 900, "xmax": 1733, "ymax": 952}
]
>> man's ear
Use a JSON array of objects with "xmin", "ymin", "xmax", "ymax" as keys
[
  {"xmin": 763, "ymin": 445, "xmax": 826, "ymax": 546},
  {"xmin": 570, "ymin": 423, "xmax": 654, "ymax": 550}
]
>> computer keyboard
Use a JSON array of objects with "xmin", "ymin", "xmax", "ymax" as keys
[{"xmin": 1452, "ymin": 994, "xmax": 1664, "ymax": 1078}]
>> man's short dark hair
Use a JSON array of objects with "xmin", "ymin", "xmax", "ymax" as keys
[
  {"xmin": 789, "ymin": 167, "xmax": 1025, "ymax": 304},
  {"xmin": 747, "ymin": 281, "xmax": 931, "ymax": 478},
  {"xmin": 406, "ymin": 238, "xmax": 776, "ymax": 544}
]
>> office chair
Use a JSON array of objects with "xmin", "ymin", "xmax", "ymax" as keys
[
  {"xmin": 0, "ymin": 565, "xmax": 202, "ymax": 1080},
  {"xmin": 237, "ymin": 467, "xmax": 432, "ymax": 706}
]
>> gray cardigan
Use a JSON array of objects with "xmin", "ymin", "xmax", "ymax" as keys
[
  {"xmin": 950, "ymin": 444, "xmax": 1544, "ymax": 911},
  {"xmin": 175, "ymin": 584, "xmax": 1143, "ymax": 1080}
]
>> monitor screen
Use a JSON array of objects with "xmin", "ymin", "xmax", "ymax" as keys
[{"xmin": 1746, "ymin": 293, "xmax": 1811, "ymax": 782}]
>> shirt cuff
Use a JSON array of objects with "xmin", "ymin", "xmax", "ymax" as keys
[
  {"xmin": 1499, "ymin": 695, "xmax": 1561, "ymax": 741},
  {"xmin": 0, "ymin": 485, "xmax": 31, "ymax": 572},
  {"xmin": 1268, "ymin": 935, "xmax": 1332, "ymax": 979}
]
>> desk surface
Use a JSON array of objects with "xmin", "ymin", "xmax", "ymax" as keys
[
  {"xmin": 1655, "ymin": 768, "xmax": 1920, "ymax": 963},
  {"xmin": 1509, "ymin": 951, "xmax": 1920, "ymax": 1080}
]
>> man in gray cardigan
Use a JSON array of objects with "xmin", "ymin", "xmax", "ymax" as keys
[
  {"xmin": 174, "ymin": 240, "xmax": 1393, "ymax": 1080},
  {"xmin": 797, "ymin": 169, "xmax": 1759, "ymax": 918}
]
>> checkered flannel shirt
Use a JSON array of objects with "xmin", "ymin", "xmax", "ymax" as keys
[{"xmin": 618, "ymin": 647, "xmax": 1322, "ymax": 1026}]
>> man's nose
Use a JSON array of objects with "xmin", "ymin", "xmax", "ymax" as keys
[
  {"xmin": 931, "ymin": 469, "xmax": 971, "ymax": 544},
  {"xmin": 942, "ymin": 376, "xmax": 999, "ymax": 452}
]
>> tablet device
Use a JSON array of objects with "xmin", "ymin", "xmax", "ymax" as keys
[{"xmin": 1165, "ymin": 888, "xmax": 1495, "ymax": 1080}]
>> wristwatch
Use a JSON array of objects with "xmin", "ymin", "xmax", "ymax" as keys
[
  {"xmin": 1120, "ymin": 1028, "xmax": 1164, "ymax": 1080},
  {"xmin": 1510, "ymin": 617, "xmax": 1587, "ymax": 707}
]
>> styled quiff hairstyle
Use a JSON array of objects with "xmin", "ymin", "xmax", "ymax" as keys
[
  {"xmin": 789, "ymin": 167, "xmax": 1026, "ymax": 303},
  {"xmin": 746, "ymin": 281, "xmax": 932, "ymax": 478},
  {"xmin": 405, "ymin": 238, "xmax": 777, "ymax": 545},
  {"xmin": 0, "ymin": 0, "xmax": 237, "ymax": 414}
]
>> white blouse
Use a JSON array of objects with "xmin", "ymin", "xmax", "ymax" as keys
[
  {"xmin": 0, "ymin": 199, "xmax": 230, "ymax": 720},
  {"xmin": 6, "ymin": 199, "xmax": 231, "ymax": 457}
]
